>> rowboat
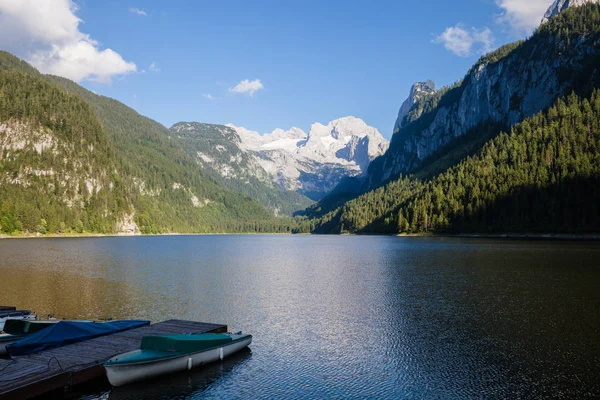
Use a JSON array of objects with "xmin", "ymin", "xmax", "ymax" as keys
[
  {"xmin": 104, "ymin": 332, "xmax": 252, "ymax": 387},
  {"xmin": 0, "ymin": 320, "xmax": 58, "ymax": 355},
  {"xmin": 0, "ymin": 310, "xmax": 37, "ymax": 331}
]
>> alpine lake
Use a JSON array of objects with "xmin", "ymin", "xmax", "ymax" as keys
[{"xmin": 0, "ymin": 235, "xmax": 598, "ymax": 399}]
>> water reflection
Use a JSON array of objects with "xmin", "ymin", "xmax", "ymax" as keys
[{"xmin": 0, "ymin": 236, "xmax": 599, "ymax": 398}]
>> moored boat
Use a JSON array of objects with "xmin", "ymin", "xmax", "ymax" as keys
[
  {"xmin": 0, "ymin": 319, "xmax": 58, "ymax": 355},
  {"xmin": 104, "ymin": 332, "xmax": 252, "ymax": 387},
  {"xmin": 6, "ymin": 319, "xmax": 150, "ymax": 356},
  {"xmin": 0, "ymin": 310, "xmax": 37, "ymax": 331}
]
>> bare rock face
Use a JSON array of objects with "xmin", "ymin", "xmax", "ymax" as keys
[
  {"xmin": 227, "ymin": 116, "xmax": 389, "ymax": 199},
  {"xmin": 393, "ymin": 81, "xmax": 437, "ymax": 135},
  {"xmin": 542, "ymin": 0, "xmax": 600, "ymax": 23},
  {"xmin": 116, "ymin": 213, "xmax": 140, "ymax": 235},
  {"xmin": 367, "ymin": 18, "xmax": 600, "ymax": 187},
  {"xmin": 172, "ymin": 117, "xmax": 388, "ymax": 201}
]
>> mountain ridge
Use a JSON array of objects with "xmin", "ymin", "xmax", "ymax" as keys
[
  {"xmin": 542, "ymin": 0, "xmax": 600, "ymax": 23},
  {"xmin": 366, "ymin": 3, "xmax": 600, "ymax": 189},
  {"xmin": 170, "ymin": 121, "xmax": 313, "ymax": 216},
  {"xmin": 222, "ymin": 116, "xmax": 389, "ymax": 200},
  {"xmin": 0, "ymin": 51, "xmax": 288, "ymax": 235},
  {"xmin": 298, "ymin": 3, "xmax": 600, "ymax": 235}
]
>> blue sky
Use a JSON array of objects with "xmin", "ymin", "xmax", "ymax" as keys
[{"xmin": 0, "ymin": 0, "xmax": 553, "ymax": 138}]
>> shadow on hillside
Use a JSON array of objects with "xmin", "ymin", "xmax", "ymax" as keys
[
  {"xmin": 444, "ymin": 176, "xmax": 600, "ymax": 234},
  {"xmin": 359, "ymin": 176, "xmax": 600, "ymax": 235}
]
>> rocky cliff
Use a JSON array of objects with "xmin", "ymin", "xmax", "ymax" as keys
[
  {"xmin": 393, "ymin": 80, "xmax": 437, "ymax": 135},
  {"xmin": 367, "ymin": 3, "xmax": 600, "ymax": 187},
  {"xmin": 542, "ymin": 0, "xmax": 600, "ymax": 23}
]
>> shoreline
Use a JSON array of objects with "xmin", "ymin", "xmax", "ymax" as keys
[
  {"xmin": 398, "ymin": 233, "xmax": 600, "ymax": 241},
  {"xmin": 0, "ymin": 232, "xmax": 297, "ymax": 240},
  {"xmin": 1, "ymin": 232, "xmax": 599, "ymax": 241}
]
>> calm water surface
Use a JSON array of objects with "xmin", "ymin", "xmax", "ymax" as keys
[{"xmin": 0, "ymin": 235, "xmax": 599, "ymax": 399}]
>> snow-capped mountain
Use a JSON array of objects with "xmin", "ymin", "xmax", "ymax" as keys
[
  {"xmin": 233, "ymin": 116, "xmax": 387, "ymax": 168},
  {"xmin": 170, "ymin": 122, "xmax": 314, "ymax": 215},
  {"xmin": 542, "ymin": 0, "xmax": 600, "ymax": 23},
  {"xmin": 227, "ymin": 116, "xmax": 388, "ymax": 199},
  {"xmin": 173, "ymin": 117, "xmax": 387, "ymax": 202}
]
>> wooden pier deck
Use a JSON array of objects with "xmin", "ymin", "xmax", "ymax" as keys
[{"xmin": 0, "ymin": 319, "xmax": 227, "ymax": 399}]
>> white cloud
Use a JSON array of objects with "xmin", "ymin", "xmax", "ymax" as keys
[
  {"xmin": 434, "ymin": 24, "xmax": 495, "ymax": 57},
  {"xmin": 202, "ymin": 93, "xmax": 215, "ymax": 100},
  {"xmin": 129, "ymin": 7, "xmax": 147, "ymax": 17},
  {"xmin": 149, "ymin": 62, "xmax": 160, "ymax": 72},
  {"xmin": 0, "ymin": 0, "xmax": 136, "ymax": 83},
  {"xmin": 495, "ymin": 0, "xmax": 550, "ymax": 34},
  {"xmin": 229, "ymin": 79, "xmax": 264, "ymax": 96}
]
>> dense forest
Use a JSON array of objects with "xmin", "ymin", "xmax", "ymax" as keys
[
  {"xmin": 0, "ymin": 51, "xmax": 285, "ymax": 235},
  {"xmin": 0, "ymin": 65, "xmax": 126, "ymax": 234},
  {"xmin": 296, "ymin": 4, "xmax": 600, "ymax": 235},
  {"xmin": 302, "ymin": 91, "xmax": 600, "ymax": 234},
  {"xmin": 362, "ymin": 3, "xmax": 600, "ymax": 192}
]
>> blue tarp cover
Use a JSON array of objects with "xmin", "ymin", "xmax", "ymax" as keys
[{"xmin": 6, "ymin": 320, "xmax": 150, "ymax": 356}]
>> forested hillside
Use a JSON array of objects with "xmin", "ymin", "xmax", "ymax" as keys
[
  {"xmin": 171, "ymin": 122, "xmax": 313, "ymax": 216},
  {"xmin": 298, "ymin": 5, "xmax": 600, "ymax": 235},
  {"xmin": 367, "ymin": 4, "xmax": 600, "ymax": 188},
  {"xmin": 302, "ymin": 91, "xmax": 600, "ymax": 234},
  {"xmin": 0, "ymin": 61, "xmax": 127, "ymax": 234},
  {"xmin": 0, "ymin": 51, "xmax": 284, "ymax": 235}
]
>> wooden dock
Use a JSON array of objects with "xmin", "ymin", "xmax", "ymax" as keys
[{"xmin": 0, "ymin": 319, "xmax": 227, "ymax": 399}]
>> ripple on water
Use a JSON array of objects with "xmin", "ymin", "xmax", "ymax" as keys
[{"xmin": 1, "ymin": 235, "xmax": 599, "ymax": 399}]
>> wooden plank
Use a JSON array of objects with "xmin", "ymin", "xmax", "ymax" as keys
[{"xmin": 0, "ymin": 319, "xmax": 226, "ymax": 400}]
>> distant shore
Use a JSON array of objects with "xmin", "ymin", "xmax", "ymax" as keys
[
  {"xmin": 397, "ymin": 233, "xmax": 600, "ymax": 241},
  {"xmin": 0, "ymin": 232, "xmax": 293, "ymax": 239},
  {"xmin": 2, "ymin": 232, "xmax": 600, "ymax": 241}
]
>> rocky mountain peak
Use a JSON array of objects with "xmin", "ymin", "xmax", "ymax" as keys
[
  {"xmin": 393, "ymin": 80, "xmax": 437, "ymax": 134},
  {"xmin": 308, "ymin": 116, "xmax": 375, "ymax": 139},
  {"xmin": 542, "ymin": 0, "xmax": 600, "ymax": 23},
  {"xmin": 223, "ymin": 117, "xmax": 388, "ymax": 199}
]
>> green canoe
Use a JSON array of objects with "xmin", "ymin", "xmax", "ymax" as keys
[{"xmin": 105, "ymin": 332, "xmax": 252, "ymax": 386}]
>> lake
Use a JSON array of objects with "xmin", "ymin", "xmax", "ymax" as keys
[{"xmin": 0, "ymin": 235, "xmax": 599, "ymax": 399}]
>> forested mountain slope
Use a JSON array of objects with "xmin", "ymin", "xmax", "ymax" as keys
[
  {"xmin": 303, "ymin": 92, "xmax": 600, "ymax": 234},
  {"xmin": 299, "ymin": 5, "xmax": 600, "ymax": 234},
  {"xmin": 171, "ymin": 122, "xmax": 314, "ymax": 216},
  {"xmin": 366, "ymin": 4, "xmax": 600, "ymax": 190},
  {"xmin": 0, "ymin": 51, "xmax": 279, "ymax": 235},
  {"xmin": 0, "ymin": 63, "xmax": 127, "ymax": 234}
]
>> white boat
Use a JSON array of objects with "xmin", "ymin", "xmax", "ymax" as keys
[
  {"xmin": 0, "ymin": 310, "xmax": 38, "ymax": 331},
  {"xmin": 104, "ymin": 332, "xmax": 252, "ymax": 387}
]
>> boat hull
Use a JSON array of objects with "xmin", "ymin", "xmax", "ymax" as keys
[
  {"xmin": 0, "ymin": 315, "xmax": 37, "ymax": 331},
  {"xmin": 105, "ymin": 335, "xmax": 252, "ymax": 387}
]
